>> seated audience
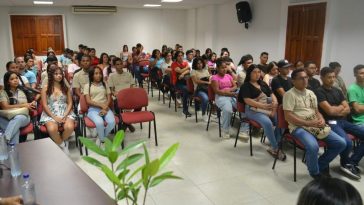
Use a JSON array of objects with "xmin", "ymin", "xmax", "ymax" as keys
[
  {"xmin": 211, "ymin": 58, "xmax": 238, "ymax": 139},
  {"xmin": 186, "ymin": 50, "xmax": 194, "ymax": 69},
  {"xmin": 15, "ymin": 56, "xmax": 37, "ymax": 89},
  {"xmin": 84, "ymin": 66, "xmax": 115, "ymax": 146},
  {"xmin": 6, "ymin": 61, "xmax": 30, "ymax": 87},
  {"xmin": 271, "ymin": 59, "xmax": 293, "ymax": 104},
  {"xmin": 24, "ymin": 56, "xmax": 37, "ymax": 78},
  {"xmin": 73, "ymin": 55, "xmax": 92, "ymax": 98},
  {"xmin": 236, "ymin": 54, "xmax": 253, "ymax": 87},
  {"xmin": 207, "ymin": 52, "xmax": 217, "ymax": 74},
  {"xmin": 89, "ymin": 48, "xmax": 99, "ymax": 66},
  {"xmin": 283, "ymin": 68, "xmax": 346, "ymax": 179},
  {"xmin": 0, "ymin": 72, "xmax": 33, "ymax": 144},
  {"xmin": 40, "ymin": 66, "xmax": 75, "ymax": 154},
  {"xmin": 239, "ymin": 64, "xmax": 284, "ymax": 159},
  {"xmin": 315, "ymin": 67, "xmax": 364, "ymax": 180},
  {"xmin": 304, "ymin": 61, "xmax": 321, "ymax": 91},
  {"xmin": 262, "ymin": 61, "xmax": 278, "ymax": 88},
  {"xmin": 258, "ymin": 52, "xmax": 269, "ymax": 75},
  {"xmin": 103, "ymin": 55, "xmax": 116, "ymax": 81},
  {"xmin": 348, "ymin": 64, "xmax": 364, "ymax": 126},
  {"xmin": 171, "ymin": 51, "xmax": 191, "ymax": 117},
  {"xmin": 297, "ymin": 178, "xmax": 362, "ymax": 205},
  {"xmin": 149, "ymin": 49, "xmax": 165, "ymax": 86},
  {"xmin": 66, "ymin": 53, "xmax": 80, "ymax": 83},
  {"xmin": 191, "ymin": 57, "xmax": 210, "ymax": 122},
  {"xmin": 98, "ymin": 53, "xmax": 110, "ymax": 71},
  {"xmin": 329, "ymin": 61, "xmax": 347, "ymax": 97}
]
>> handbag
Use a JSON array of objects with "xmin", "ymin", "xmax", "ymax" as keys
[
  {"xmin": 0, "ymin": 107, "xmax": 29, "ymax": 120},
  {"xmin": 18, "ymin": 86, "xmax": 40, "ymax": 102},
  {"xmin": 250, "ymin": 92, "xmax": 271, "ymax": 115},
  {"xmin": 302, "ymin": 113, "xmax": 331, "ymax": 139}
]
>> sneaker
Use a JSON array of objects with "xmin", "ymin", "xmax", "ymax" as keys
[
  {"xmin": 128, "ymin": 124, "xmax": 136, "ymax": 133},
  {"xmin": 340, "ymin": 164, "xmax": 361, "ymax": 180},
  {"xmin": 183, "ymin": 111, "xmax": 192, "ymax": 117},
  {"xmin": 222, "ymin": 130, "xmax": 230, "ymax": 139},
  {"xmin": 238, "ymin": 131, "xmax": 249, "ymax": 143},
  {"xmin": 202, "ymin": 114, "xmax": 208, "ymax": 123}
]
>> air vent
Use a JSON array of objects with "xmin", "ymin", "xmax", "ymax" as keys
[
  {"xmin": 289, "ymin": 0, "xmax": 318, "ymax": 3},
  {"xmin": 72, "ymin": 6, "xmax": 117, "ymax": 14}
]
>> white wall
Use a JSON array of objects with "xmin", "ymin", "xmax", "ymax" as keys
[{"xmin": 0, "ymin": 6, "xmax": 187, "ymax": 77}]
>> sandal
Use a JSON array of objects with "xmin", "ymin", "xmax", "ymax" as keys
[{"xmin": 266, "ymin": 148, "xmax": 287, "ymax": 161}]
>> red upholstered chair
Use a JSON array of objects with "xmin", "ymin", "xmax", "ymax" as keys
[
  {"xmin": 117, "ymin": 88, "xmax": 158, "ymax": 146},
  {"xmin": 19, "ymin": 109, "xmax": 38, "ymax": 141},
  {"xmin": 233, "ymin": 101, "xmax": 264, "ymax": 156},
  {"xmin": 79, "ymin": 95, "xmax": 120, "ymax": 155},
  {"xmin": 205, "ymin": 84, "xmax": 222, "ymax": 138},
  {"xmin": 186, "ymin": 78, "xmax": 201, "ymax": 122},
  {"xmin": 272, "ymin": 105, "xmax": 327, "ymax": 182}
]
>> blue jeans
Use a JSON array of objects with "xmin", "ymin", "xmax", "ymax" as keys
[
  {"xmin": 215, "ymin": 95, "xmax": 248, "ymax": 132},
  {"xmin": 176, "ymin": 82, "xmax": 189, "ymax": 113},
  {"xmin": 195, "ymin": 90, "xmax": 208, "ymax": 115},
  {"xmin": 291, "ymin": 128, "xmax": 346, "ymax": 175},
  {"xmin": 329, "ymin": 120, "xmax": 364, "ymax": 166},
  {"xmin": 245, "ymin": 106, "xmax": 280, "ymax": 150},
  {"xmin": 87, "ymin": 107, "xmax": 115, "ymax": 141},
  {"xmin": 0, "ymin": 115, "xmax": 30, "ymax": 144},
  {"xmin": 134, "ymin": 65, "xmax": 149, "ymax": 84}
]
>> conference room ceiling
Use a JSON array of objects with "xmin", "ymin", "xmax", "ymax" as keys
[{"xmin": 0, "ymin": 0, "xmax": 231, "ymax": 9}]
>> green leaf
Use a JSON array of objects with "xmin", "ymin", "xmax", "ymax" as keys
[
  {"xmin": 119, "ymin": 140, "xmax": 145, "ymax": 156},
  {"xmin": 148, "ymin": 159, "xmax": 160, "ymax": 177},
  {"xmin": 82, "ymin": 156, "xmax": 105, "ymax": 168},
  {"xmin": 150, "ymin": 172, "xmax": 183, "ymax": 187},
  {"xmin": 113, "ymin": 130, "xmax": 125, "ymax": 151},
  {"xmin": 143, "ymin": 144, "xmax": 150, "ymax": 164},
  {"xmin": 104, "ymin": 138, "xmax": 113, "ymax": 154},
  {"xmin": 118, "ymin": 169, "xmax": 130, "ymax": 180},
  {"xmin": 129, "ymin": 178, "xmax": 143, "ymax": 189},
  {"xmin": 116, "ymin": 154, "xmax": 144, "ymax": 171},
  {"xmin": 108, "ymin": 151, "xmax": 118, "ymax": 164},
  {"xmin": 79, "ymin": 137, "xmax": 107, "ymax": 157},
  {"xmin": 117, "ymin": 189, "xmax": 127, "ymax": 200},
  {"xmin": 142, "ymin": 166, "xmax": 149, "ymax": 188},
  {"xmin": 101, "ymin": 165, "xmax": 122, "ymax": 187},
  {"xmin": 159, "ymin": 143, "xmax": 179, "ymax": 170}
]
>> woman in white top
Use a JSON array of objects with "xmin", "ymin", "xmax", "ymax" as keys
[{"xmin": 263, "ymin": 61, "xmax": 279, "ymax": 88}]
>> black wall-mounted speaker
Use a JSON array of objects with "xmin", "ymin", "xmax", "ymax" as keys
[{"xmin": 236, "ymin": 1, "xmax": 252, "ymax": 29}]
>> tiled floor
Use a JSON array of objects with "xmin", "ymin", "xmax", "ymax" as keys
[{"xmin": 67, "ymin": 91, "xmax": 364, "ymax": 205}]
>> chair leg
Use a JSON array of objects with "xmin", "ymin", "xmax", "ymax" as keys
[
  {"xmin": 151, "ymin": 81, "xmax": 154, "ymax": 98},
  {"xmin": 218, "ymin": 109, "xmax": 221, "ymax": 138},
  {"xmin": 272, "ymin": 139, "xmax": 283, "ymax": 170},
  {"xmin": 206, "ymin": 103, "xmax": 212, "ymax": 131},
  {"xmin": 158, "ymin": 89, "xmax": 161, "ymax": 101},
  {"xmin": 234, "ymin": 121, "xmax": 241, "ymax": 147},
  {"xmin": 294, "ymin": 143, "xmax": 297, "ymax": 182},
  {"xmin": 249, "ymin": 125, "xmax": 253, "ymax": 156},
  {"xmin": 148, "ymin": 121, "xmax": 151, "ymax": 139},
  {"xmin": 175, "ymin": 95, "xmax": 177, "ymax": 112},
  {"xmin": 140, "ymin": 122, "xmax": 143, "ymax": 129},
  {"xmin": 195, "ymin": 100, "xmax": 198, "ymax": 123},
  {"xmin": 169, "ymin": 92, "xmax": 172, "ymax": 108},
  {"xmin": 153, "ymin": 118, "xmax": 158, "ymax": 146}
]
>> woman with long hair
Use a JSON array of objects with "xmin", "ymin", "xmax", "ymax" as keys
[
  {"xmin": 84, "ymin": 66, "xmax": 115, "ymax": 146},
  {"xmin": 40, "ymin": 66, "xmax": 75, "ymax": 153},
  {"xmin": 0, "ymin": 71, "xmax": 33, "ymax": 144},
  {"xmin": 98, "ymin": 53, "xmax": 109, "ymax": 70},
  {"xmin": 238, "ymin": 64, "xmax": 284, "ymax": 160}
]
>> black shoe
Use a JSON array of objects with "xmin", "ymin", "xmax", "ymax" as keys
[
  {"xmin": 310, "ymin": 173, "xmax": 323, "ymax": 180},
  {"xmin": 320, "ymin": 168, "xmax": 332, "ymax": 178},
  {"xmin": 183, "ymin": 111, "xmax": 192, "ymax": 117},
  {"xmin": 340, "ymin": 164, "xmax": 361, "ymax": 180},
  {"xmin": 128, "ymin": 125, "xmax": 136, "ymax": 133}
]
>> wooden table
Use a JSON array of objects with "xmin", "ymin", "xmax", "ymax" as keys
[{"xmin": 0, "ymin": 138, "xmax": 115, "ymax": 205}]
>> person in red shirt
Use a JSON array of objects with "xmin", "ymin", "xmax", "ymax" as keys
[
  {"xmin": 90, "ymin": 48, "xmax": 99, "ymax": 66},
  {"xmin": 171, "ymin": 51, "xmax": 191, "ymax": 117}
]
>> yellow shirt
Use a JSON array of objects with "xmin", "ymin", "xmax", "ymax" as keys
[
  {"xmin": 83, "ymin": 83, "xmax": 110, "ymax": 104},
  {"xmin": 0, "ymin": 89, "xmax": 28, "ymax": 104},
  {"xmin": 72, "ymin": 69, "xmax": 89, "ymax": 93},
  {"xmin": 283, "ymin": 87, "xmax": 318, "ymax": 132},
  {"xmin": 108, "ymin": 71, "xmax": 134, "ymax": 93}
]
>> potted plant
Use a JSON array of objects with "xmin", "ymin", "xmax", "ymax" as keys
[{"xmin": 79, "ymin": 130, "xmax": 181, "ymax": 205}]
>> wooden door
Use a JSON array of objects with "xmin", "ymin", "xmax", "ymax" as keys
[
  {"xmin": 11, "ymin": 15, "xmax": 65, "ymax": 56},
  {"xmin": 285, "ymin": 3, "xmax": 326, "ymax": 68}
]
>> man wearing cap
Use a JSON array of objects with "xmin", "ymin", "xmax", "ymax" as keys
[{"xmin": 271, "ymin": 59, "xmax": 293, "ymax": 104}]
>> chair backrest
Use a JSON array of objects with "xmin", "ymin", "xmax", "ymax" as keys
[
  {"xmin": 139, "ymin": 60, "xmax": 149, "ymax": 67},
  {"xmin": 237, "ymin": 101, "xmax": 245, "ymax": 113},
  {"xmin": 79, "ymin": 94, "xmax": 89, "ymax": 114},
  {"xmin": 207, "ymin": 84, "xmax": 215, "ymax": 101},
  {"xmin": 117, "ymin": 88, "xmax": 148, "ymax": 110},
  {"xmin": 186, "ymin": 78, "xmax": 195, "ymax": 94},
  {"xmin": 277, "ymin": 105, "xmax": 289, "ymax": 129}
]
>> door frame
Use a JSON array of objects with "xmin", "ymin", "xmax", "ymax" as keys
[
  {"xmin": 8, "ymin": 14, "xmax": 67, "ymax": 57},
  {"xmin": 278, "ymin": 0, "xmax": 335, "ymax": 67}
]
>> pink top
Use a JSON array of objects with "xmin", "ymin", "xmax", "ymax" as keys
[{"xmin": 211, "ymin": 74, "xmax": 233, "ymax": 91}]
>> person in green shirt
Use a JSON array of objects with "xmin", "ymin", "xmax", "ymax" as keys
[{"xmin": 347, "ymin": 64, "xmax": 364, "ymax": 125}]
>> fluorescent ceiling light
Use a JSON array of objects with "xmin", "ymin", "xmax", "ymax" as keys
[
  {"xmin": 162, "ymin": 0, "xmax": 183, "ymax": 2},
  {"xmin": 33, "ymin": 1, "xmax": 53, "ymax": 4},
  {"xmin": 144, "ymin": 4, "xmax": 161, "ymax": 7}
]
